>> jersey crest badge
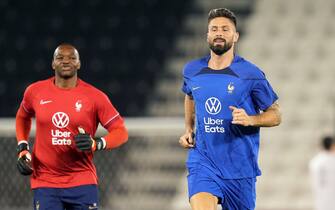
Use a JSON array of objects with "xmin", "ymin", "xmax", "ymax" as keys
[
  {"xmin": 36, "ymin": 201, "xmax": 40, "ymax": 210},
  {"xmin": 227, "ymin": 82, "xmax": 234, "ymax": 94},
  {"xmin": 75, "ymin": 100, "xmax": 82, "ymax": 112}
]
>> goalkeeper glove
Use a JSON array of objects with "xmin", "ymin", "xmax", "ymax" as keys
[
  {"xmin": 74, "ymin": 127, "xmax": 106, "ymax": 152},
  {"xmin": 16, "ymin": 141, "xmax": 33, "ymax": 176}
]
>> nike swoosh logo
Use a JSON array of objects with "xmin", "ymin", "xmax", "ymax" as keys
[
  {"xmin": 192, "ymin": 87, "xmax": 201, "ymax": 90},
  {"xmin": 40, "ymin": 100, "xmax": 52, "ymax": 105}
]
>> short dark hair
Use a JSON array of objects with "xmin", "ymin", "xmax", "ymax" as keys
[
  {"xmin": 322, "ymin": 136, "xmax": 335, "ymax": 150},
  {"xmin": 208, "ymin": 8, "xmax": 237, "ymax": 27}
]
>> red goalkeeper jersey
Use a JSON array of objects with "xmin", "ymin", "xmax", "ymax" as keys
[{"xmin": 20, "ymin": 77, "xmax": 122, "ymax": 189}]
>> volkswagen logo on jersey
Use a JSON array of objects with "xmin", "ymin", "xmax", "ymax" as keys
[
  {"xmin": 204, "ymin": 97, "xmax": 225, "ymax": 133},
  {"xmin": 52, "ymin": 112, "xmax": 70, "ymax": 128},
  {"xmin": 205, "ymin": 97, "xmax": 221, "ymax": 115},
  {"xmin": 51, "ymin": 112, "xmax": 71, "ymax": 145}
]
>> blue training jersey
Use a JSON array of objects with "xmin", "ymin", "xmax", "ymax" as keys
[{"xmin": 182, "ymin": 55, "xmax": 278, "ymax": 179}]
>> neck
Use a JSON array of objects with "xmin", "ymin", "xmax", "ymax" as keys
[
  {"xmin": 55, "ymin": 76, "xmax": 78, "ymax": 89},
  {"xmin": 208, "ymin": 47, "xmax": 235, "ymax": 70}
]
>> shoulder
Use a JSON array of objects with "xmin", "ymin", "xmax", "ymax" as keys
[
  {"xmin": 231, "ymin": 56, "xmax": 266, "ymax": 80},
  {"xmin": 24, "ymin": 78, "xmax": 52, "ymax": 94},
  {"xmin": 183, "ymin": 56, "xmax": 208, "ymax": 77},
  {"xmin": 309, "ymin": 153, "xmax": 327, "ymax": 170},
  {"xmin": 79, "ymin": 79, "xmax": 110, "ymax": 101}
]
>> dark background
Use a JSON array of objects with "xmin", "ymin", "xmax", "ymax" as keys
[{"xmin": 0, "ymin": 0, "xmax": 193, "ymax": 117}]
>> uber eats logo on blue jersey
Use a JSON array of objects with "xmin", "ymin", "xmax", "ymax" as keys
[
  {"xmin": 204, "ymin": 97, "xmax": 225, "ymax": 133},
  {"xmin": 205, "ymin": 97, "xmax": 221, "ymax": 115}
]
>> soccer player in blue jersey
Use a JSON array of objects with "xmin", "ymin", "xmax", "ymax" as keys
[{"xmin": 179, "ymin": 8, "xmax": 281, "ymax": 210}]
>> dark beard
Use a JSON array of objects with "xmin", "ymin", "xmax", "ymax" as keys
[
  {"xmin": 59, "ymin": 74, "xmax": 75, "ymax": 79},
  {"xmin": 55, "ymin": 69, "xmax": 77, "ymax": 79},
  {"xmin": 209, "ymin": 41, "xmax": 233, "ymax": 56}
]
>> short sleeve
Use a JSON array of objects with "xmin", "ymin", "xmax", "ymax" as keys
[
  {"xmin": 251, "ymin": 79, "xmax": 278, "ymax": 111},
  {"xmin": 21, "ymin": 85, "xmax": 35, "ymax": 115},
  {"xmin": 96, "ymin": 92, "xmax": 121, "ymax": 128},
  {"xmin": 181, "ymin": 80, "xmax": 192, "ymax": 96},
  {"xmin": 181, "ymin": 63, "xmax": 193, "ymax": 97}
]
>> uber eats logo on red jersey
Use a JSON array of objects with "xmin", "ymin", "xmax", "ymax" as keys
[
  {"xmin": 51, "ymin": 112, "xmax": 71, "ymax": 145},
  {"xmin": 204, "ymin": 97, "xmax": 225, "ymax": 133}
]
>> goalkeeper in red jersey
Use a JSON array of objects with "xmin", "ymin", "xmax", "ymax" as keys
[{"xmin": 15, "ymin": 43, "xmax": 128, "ymax": 210}]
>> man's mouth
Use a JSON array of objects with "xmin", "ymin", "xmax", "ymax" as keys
[
  {"xmin": 62, "ymin": 66, "xmax": 72, "ymax": 70},
  {"xmin": 214, "ymin": 38, "xmax": 225, "ymax": 43}
]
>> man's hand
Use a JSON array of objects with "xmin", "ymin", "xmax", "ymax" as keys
[
  {"xmin": 229, "ymin": 106, "xmax": 254, "ymax": 126},
  {"xmin": 179, "ymin": 131, "xmax": 195, "ymax": 148},
  {"xmin": 17, "ymin": 142, "xmax": 33, "ymax": 176},
  {"xmin": 74, "ymin": 127, "xmax": 105, "ymax": 152}
]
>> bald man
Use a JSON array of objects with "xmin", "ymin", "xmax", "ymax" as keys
[{"xmin": 16, "ymin": 43, "xmax": 128, "ymax": 210}]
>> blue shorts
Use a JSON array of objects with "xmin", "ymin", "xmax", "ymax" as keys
[
  {"xmin": 33, "ymin": 185, "xmax": 98, "ymax": 210},
  {"xmin": 187, "ymin": 163, "xmax": 256, "ymax": 210}
]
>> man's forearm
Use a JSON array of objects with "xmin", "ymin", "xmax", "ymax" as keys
[
  {"xmin": 251, "ymin": 102, "xmax": 281, "ymax": 127},
  {"xmin": 16, "ymin": 106, "xmax": 32, "ymax": 141},
  {"xmin": 184, "ymin": 95, "xmax": 195, "ymax": 132}
]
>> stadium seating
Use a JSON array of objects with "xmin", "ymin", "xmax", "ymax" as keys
[
  {"xmin": 239, "ymin": 1, "xmax": 334, "ymax": 209},
  {"xmin": 1, "ymin": 0, "xmax": 334, "ymax": 209},
  {"xmin": 147, "ymin": 0, "xmax": 334, "ymax": 209},
  {"xmin": 106, "ymin": 135, "xmax": 187, "ymax": 210},
  {"xmin": 0, "ymin": 1, "xmax": 193, "ymax": 209},
  {"xmin": 0, "ymin": 0, "xmax": 192, "ymax": 117}
]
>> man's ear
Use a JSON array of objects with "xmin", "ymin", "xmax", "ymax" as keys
[
  {"xmin": 234, "ymin": 32, "xmax": 239, "ymax": 43},
  {"xmin": 77, "ymin": 61, "xmax": 81, "ymax": 70},
  {"xmin": 51, "ymin": 60, "xmax": 56, "ymax": 70}
]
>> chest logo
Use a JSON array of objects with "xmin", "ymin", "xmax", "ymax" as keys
[
  {"xmin": 52, "ymin": 112, "xmax": 70, "ymax": 128},
  {"xmin": 75, "ymin": 100, "xmax": 82, "ymax": 112},
  {"xmin": 205, "ymin": 97, "xmax": 221, "ymax": 115},
  {"xmin": 40, "ymin": 100, "xmax": 52, "ymax": 105},
  {"xmin": 227, "ymin": 82, "xmax": 234, "ymax": 94}
]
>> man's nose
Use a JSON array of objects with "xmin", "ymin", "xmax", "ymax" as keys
[{"xmin": 62, "ymin": 57, "xmax": 70, "ymax": 63}]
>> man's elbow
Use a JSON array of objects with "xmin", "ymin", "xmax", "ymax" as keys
[
  {"xmin": 266, "ymin": 102, "xmax": 282, "ymax": 127},
  {"xmin": 123, "ymin": 130, "xmax": 129, "ymax": 144},
  {"xmin": 120, "ymin": 127, "xmax": 129, "ymax": 145},
  {"xmin": 273, "ymin": 110, "xmax": 282, "ymax": 126}
]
